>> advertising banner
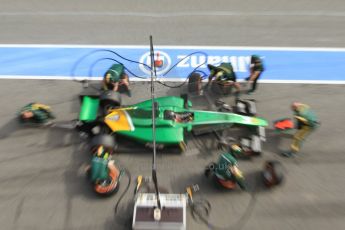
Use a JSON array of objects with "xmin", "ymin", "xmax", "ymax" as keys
[{"xmin": 0, "ymin": 45, "xmax": 344, "ymax": 83}]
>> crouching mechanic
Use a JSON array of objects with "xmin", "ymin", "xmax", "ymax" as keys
[
  {"xmin": 18, "ymin": 103, "xmax": 55, "ymax": 125},
  {"xmin": 90, "ymin": 146, "xmax": 120, "ymax": 195},
  {"xmin": 282, "ymin": 102, "xmax": 320, "ymax": 157},
  {"xmin": 214, "ymin": 152, "xmax": 246, "ymax": 190},
  {"xmin": 102, "ymin": 63, "xmax": 131, "ymax": 96},
  {"xmin": 207, "ymin": 63, "xmax": 241, "ymax": 96}
]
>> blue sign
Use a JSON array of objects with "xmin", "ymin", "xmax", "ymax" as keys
[{"xmin": 0, "ymin": 45, "xmax": 344, "ymax": 82}]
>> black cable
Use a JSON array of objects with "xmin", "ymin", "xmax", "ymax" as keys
[
  {"xmin": 157, "ymin": 70, "xmax": 208, "ymax": 89},
  {"xmin": 114, "ymin": 168, "xmax": 132, "ymax": 214},
  {"xmin": 71, "ymin": 48, "xmax": 214, "ymax": 93},
  {"xmin": 190, "ymin": 188, "xmax": 257, "ymax": 230},
  {"xmin": 162, "ymin": 51, "xmax": 208, "ymax": 77},
  {"xmin": 70, "ymin": 49, "xmax": 151, "ymax": 82},
  {"xmin": 157, "ymin": 51, "xmax": 209, "ymax": 88},
  {"xmin": 88, "ymin": 57, "xmax": 147, "ymax": 79},
  {"xmin": 190, "ymin": 198, "xmax": 211, "ymax": 222},
  {"xmin": 71, "ymin": 49, "xmax": 212, "ymax": 90}
]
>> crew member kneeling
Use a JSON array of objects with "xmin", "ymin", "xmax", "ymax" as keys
[
  {"xmin": 18, "ymin": 103, "xmax": 55, "ymax": 125},
  {"xmin": 207, "ymin": 62, "xmax": 241, "ymax": 96}
]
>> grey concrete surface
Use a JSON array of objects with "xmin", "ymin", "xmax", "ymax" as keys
[
  {"xmin": 0, "ymin": 0, "xmax": 344, "ymax": 47},
  {"xmin": 0, "ymin": 80, "xmax": 344, "ymax": 230},
  {"xmin": 0, "ymin": 1, "xmax": 345, "ymax": 230}
]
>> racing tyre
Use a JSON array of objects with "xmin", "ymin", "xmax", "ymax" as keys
[
  {"xmin": 100, "ymin": 90, "xmax": 122, "ymax": 114},
  {"xmin": 85, "ymin": 166, "xmax": 120, "ymax": 197},
  {"xmin": 95, "ymin": 180, "xmax": 120, "ymax": 197},
  {"xmin": 91, "ymin": 134, "xmax": 117, "ymax": 151},
  {"xmin": 89, "ymin": 162, "xmax": 121, "ymax": 197},
  {"xmin": 188, "ymin": 72, "xmax": 202, "ymax": 94},
  {"xmin": 217, "ymin": 178, "xmax": 237, "ymax": 189},
  {"xmin": 262, "ymin": 160, "xmax": 284, "ymax": 188}
]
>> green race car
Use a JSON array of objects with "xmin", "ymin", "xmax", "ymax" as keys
[{"xmin": 78, "ymin": 91, "xmax": 268, "ymax": 149}]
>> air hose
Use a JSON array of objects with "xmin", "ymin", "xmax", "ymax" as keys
[
  {"xmin": 156, "ymin": 51, "xmax": 209, "ymax": 88},
  {"xmin": 114, "ymin": 168, "xmax": 132, "ymax": 214},
  {"xmin": 71, "ymin": 48, "xmax": 210, "ymax": 90},
  {"xmin": 88, "ymin": 57, "xmax": 146, "ymax": 79},
  {"xmin": 70, "ymin": 49, "xmax": 151, "ymax": 82},
  {"xmin": 157, "ymin": 70, "xmax": 208, "ymax": 89},
  {"xmin": 188, "ymin": 185, "xmax": 257, "ymax": 230}
]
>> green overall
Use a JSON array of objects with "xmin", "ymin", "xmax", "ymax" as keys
[
  {"xmin": 215, "ymin": 153, "xmax": 246, "ymax": 189},
  {"xmin": 291, "ymin": 104, "xmax": 319, "ymax": 152},
  {"xmin": 19, "ymin": 103, "xmax": 55, "ymax": 123},
  {"xmin": 248, "ymin": 55, "xmax": 264, "ymax": 92},
  {"xmin": 91, "ymin": 156, "xmax": 109, "ymax": 183},
  {"xmin": 209, "ymin": 63, "xmax": 237, "ymax": 82}
]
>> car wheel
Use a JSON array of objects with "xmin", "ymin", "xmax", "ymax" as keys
[
  {"xmin": 95, "ymin": 180, "xmax": 120, "ymax": 197},
  {"xmin": 100, "ymin": 91, "xmax": 121, "ymax": 114},
  {"xmin": 188, "ymin": 72, "xmax": 202, "ymax": 94},
  {"xmin": 262, "ymin": 160, "xmax": 284, "ymax": 187}
]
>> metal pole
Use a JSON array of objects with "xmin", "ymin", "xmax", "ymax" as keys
[{"xmin": 149, "ymin": 35, "xmax": 161, "ymax": 210}]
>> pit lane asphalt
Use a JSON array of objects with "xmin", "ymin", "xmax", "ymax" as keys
[
  {"xmin": 0, "ymin": 0, "xmax": 345, "ymax": 47},
  {"xmin": 1, "ymin": 0, "xmax": 345, "ymax": 229},
  {"xmin": 0, "ymin": 80, "xmax": 344, "ymax": 230}
]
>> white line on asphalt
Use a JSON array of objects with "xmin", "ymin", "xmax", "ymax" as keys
[
  {"xmin": 0, "ymin": 44, "xmax": 344, "ymax": 52},
  {"xmin": 0, "ymin": 11, "xmax": 345, "ymax": 17}
]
